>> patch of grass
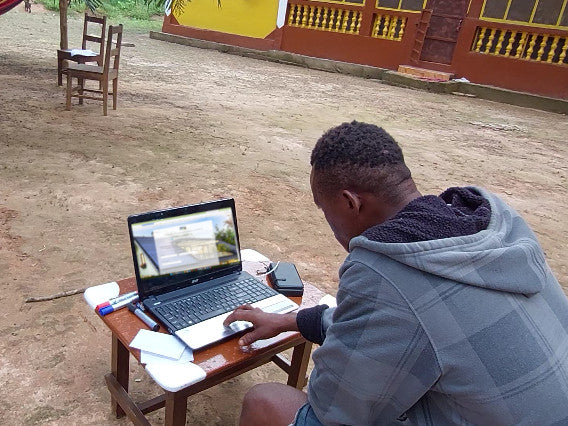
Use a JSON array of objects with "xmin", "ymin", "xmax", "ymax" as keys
[{"xmin": 37, "ymin": 0, "xmax": 164, "ymax": 31}]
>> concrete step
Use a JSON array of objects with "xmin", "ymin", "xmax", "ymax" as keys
[{"xmin": 397, "ymin": 65, "xmax": 454, "ymax": 82}]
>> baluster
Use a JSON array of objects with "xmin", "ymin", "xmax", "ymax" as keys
[
  {"xmin": 317, "ymin": 7, "xmax": 324, "ymax": 28},
  {"xmin": 328, "ymin": 9, "xmax": 335, "ymax": 31},
  {"xmin": 503, "ymin": 31, "xmax": 515, "ymax": 57},
  {"xmin": 504, "ymin": 31, "xmax": 514, "ymax": 56},
  {"xmin": 536, "ymin": 34, "xmax": 548, "ymax": 61},
  {"xmin": 515, "ymin": 31, "xmax": 527, "ymax": 58},
  {"xmin": 388, "ymin": 16, "xmax": 398, "ymax": 40},
  {"xmin": 495, "ymin": 30, "xmax": 506, "ymax": 54},
  {"xmin": 341, "ymin": 10, "xmax": 350, "ymax": 33},
  {"xmin": 375, "ymin": 15, "xmax": 385, "ymax": 37},
  {"xmin": 382, "ymin": 15, "xmax": 391, "ymax": 37},
  {"xmin": 487, "ymin": 28, "xmax": 496, "ymax": 53},
  {"xmin": 397, "ymin": 17, "xmax": 406, "ymax": 40},
  {"xmin": 355, "ymin": 12, "xmax": 362, "ymax": 34},
  {"xmin": 308, "ymin": 6, "xmax": 315, "ymax": 28},
  {"xmin": 290, "ymin": 4, "xmax": 297, "ymax": 26},
  {"xmin": 295, "ymin": 5, "xmax": 302, "ymax": 27},
  {"xmin": 371, "ymin": 15, "xmax": 381, "ymax": 37},
  {"xmin": 301, "ymin": 5, "xmax": 309, "ymax": 28},
  {"xmin": 547, "ymin": 36, "xmax": 560, "ymax": 63},
  {"xmin": 526, "ymin": 33, "xmax": 537, "ymax": 59},
  {"xmin": 559, "ymin": 40, "xmax": 568, "ymax": 63},
  {"xmin": 345, "ymin": 11, "xmax": 353, "ymax": 33},
  {"xmin": 333, "ymin": 9, "xmax": 340, "ymax": 31},
  {"xmin": 474, "ymin": 27, "xmax": 486, "ymax": 53},
  {"xmin": 323, "ymin": 7, "xmax": 330, "ymax": 29}
]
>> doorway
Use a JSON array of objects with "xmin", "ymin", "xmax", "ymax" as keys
[{"xmin": 419, "ymin": 0, "xmax": 469, "ymax": 64}]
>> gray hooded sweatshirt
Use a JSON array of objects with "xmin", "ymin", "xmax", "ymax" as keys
[{"xmin": 305, "ymin": 187, "xmax": 568, "ymax": 425}]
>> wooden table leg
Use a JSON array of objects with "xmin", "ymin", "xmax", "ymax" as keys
[
  {"xmin": 57, "ymin": 51, "xmax": 65, "ymax": 86},
  {"xmin": 164, "ymin": 390, "xmax": 188, "ymax": 426},
  {"xmin": 111, "ymin": 334, "xmax": 130, "ymax": 418},
  {"xmin": 287, "ymin": 341, "xmax": 313, "ymax": 389}
]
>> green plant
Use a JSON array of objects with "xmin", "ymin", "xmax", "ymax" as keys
[
  {"xmin": 38, "ymin": 0, "xmax": 164, "ymax": 24},
  {"xmin": 215, "ymin": 226, "xmax": 236, "ymax": 246}
]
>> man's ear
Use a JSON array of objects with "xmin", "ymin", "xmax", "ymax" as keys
[{"xmin": 342, "ymin": 190, "xmax": 362, "ymax": 213}]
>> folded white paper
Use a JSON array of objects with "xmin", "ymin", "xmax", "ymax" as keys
[
  {"xmin": 83, "ymin": 281, "xmax": 120, "ymax": 309},
  {"xmin": 130, "ymin": 329, "xmax": 186, "ymax": 360},
  {"xmin": 140, "ymin": 347, "xmax": 194, "ymax": 364}
]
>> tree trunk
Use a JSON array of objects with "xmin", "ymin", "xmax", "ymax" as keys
[{"xmin": 59, "ymin": 0, "xmax": 68, "ymax": 50}]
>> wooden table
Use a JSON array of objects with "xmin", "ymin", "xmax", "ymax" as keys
[
  {"xmin": 57, "ymin": 49, "xmax": 102, "ymax": 86},
  {"xmin": 99, "ymin": 264, "xmax": 323, "ymax": 426}
]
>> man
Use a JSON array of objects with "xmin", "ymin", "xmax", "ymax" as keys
[{"xmin": 224, "ymin": 121, "xmax": 568, "ymax": 425}]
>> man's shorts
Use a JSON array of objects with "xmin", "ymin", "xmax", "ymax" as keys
[{"xmin": 292, "ymin": 402, "xmax": 324, "ymax": 426}]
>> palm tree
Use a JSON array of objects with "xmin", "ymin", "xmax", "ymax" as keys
[
  {"xmin": 58, "ymin": 0, "xmax": 196, "ymax": 49},
  {"xmin": 149, "ymin": 0, "xmax": 193, "ymax": 18}
]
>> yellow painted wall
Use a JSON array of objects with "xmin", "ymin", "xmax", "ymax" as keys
[{"xmin": 174, "ymin": 0, "xmax": 279, "ymax": 39}]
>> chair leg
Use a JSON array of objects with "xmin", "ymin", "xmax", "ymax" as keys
[
  {"xmin": 57, "ymin": 54, "xmax": 64, "ymax": 87},
  {"xmin": 103, "ymin": 81, "xmax": 108, "ymax": 116},
  {"xmin": 112, "ymin": 78, "xmax": 118, "ymax": 110},
  {"xmin": 98, "ymin": 59, "xmax": 103, "ymax": 90},
  {"xmin": 66, "ymin": 74, "xmax": 72, "ymax": 111},
  {"xmin": 78, "ymin": 78, "xmax": 84, "ymax": 106}
]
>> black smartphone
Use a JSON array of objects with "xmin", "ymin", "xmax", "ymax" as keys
[{"xmin": 267, "ymin": 262, "xmax": 304, "ymax": 297}]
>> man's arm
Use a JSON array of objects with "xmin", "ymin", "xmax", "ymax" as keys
[
  {"xmin": 296, "ymin": 304, "xmax": 334, "ymax": 345},
  {"xmin": 223, "ymin": 304, "xmax": 299, "ymax": 347},
  {"xmin": 224, "ymin": 303, "xmax": 336, "ymax": 347}
]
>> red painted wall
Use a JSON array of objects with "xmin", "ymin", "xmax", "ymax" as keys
[
  {"xmin": 450, "ymin": 7, "xmax": 568, "ymax": 99},
  {"xmin": 160, "ymin": 0, "xmax": 568, "ymax": 99},
  {"xmin": 280, "ymin": 26, "xmax": 415, "ymax": 70}
]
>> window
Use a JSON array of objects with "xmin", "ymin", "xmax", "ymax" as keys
[
  {"xmin": 481, "ymin": 0, "xmax": 568, "ymax": 28},
  {"xmin": 377, "ymin": 0, "xmax": 425, "ymax": 11}
]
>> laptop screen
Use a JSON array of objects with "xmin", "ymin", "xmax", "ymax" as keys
[{"xmin": 128, "ymin": 199, "xmax": 242, "ymax": 299}]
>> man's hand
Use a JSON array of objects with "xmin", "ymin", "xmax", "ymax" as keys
[{"xmin": 223, "ymin": 304, "xmax": 298, "ymax": 348}]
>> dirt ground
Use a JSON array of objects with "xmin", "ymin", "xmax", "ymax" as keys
[{"xmin": 0, "ymin": 4, "xmax": 567, "ymax": 425}]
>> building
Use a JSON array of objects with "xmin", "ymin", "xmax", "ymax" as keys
[{"xmin": 160, "ymin": 0, "xmax": 568, "ymax": 100}]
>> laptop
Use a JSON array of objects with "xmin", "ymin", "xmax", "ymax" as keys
[{"xmin": 127, "ymin": 198, "xmax": 299, "ymax": 350}]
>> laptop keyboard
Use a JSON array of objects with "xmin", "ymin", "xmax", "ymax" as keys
[{"xmin": 155, "ymin": 277, "xmax": 278, "ymax": 330}]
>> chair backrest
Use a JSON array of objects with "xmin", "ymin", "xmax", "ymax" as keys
[
  {"xmin": 103, "ymin": 24, "xmax": 123, "ymax": 74},
  {"xmin": 81, "ymin": 13, "xmax": 107, "ymax": 60}
]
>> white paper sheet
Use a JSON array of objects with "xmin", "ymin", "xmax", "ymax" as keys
[
  {"xmin": 69, "ymin": 49, "xmax": 98, "ymax": 57},
  {"xmin": 140, "ymin": 347, "xmax": 194, "ymax": 364},
  {"xmin": 130, "ymin": 329, "xmax": 186, "ymax": 360}
]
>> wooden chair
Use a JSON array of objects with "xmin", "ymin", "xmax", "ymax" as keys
[
  {"xmin": 57, "ymin": 14, "xmax": 106, "ymax": 86},
  {"xmin": 65, "ymin": 24, "xmax": 123, "ymax": 116}
]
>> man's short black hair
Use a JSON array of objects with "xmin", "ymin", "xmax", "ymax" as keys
[{"xmin": 310, "ymin": 121, "xmax": 412, "ymax": 201}]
